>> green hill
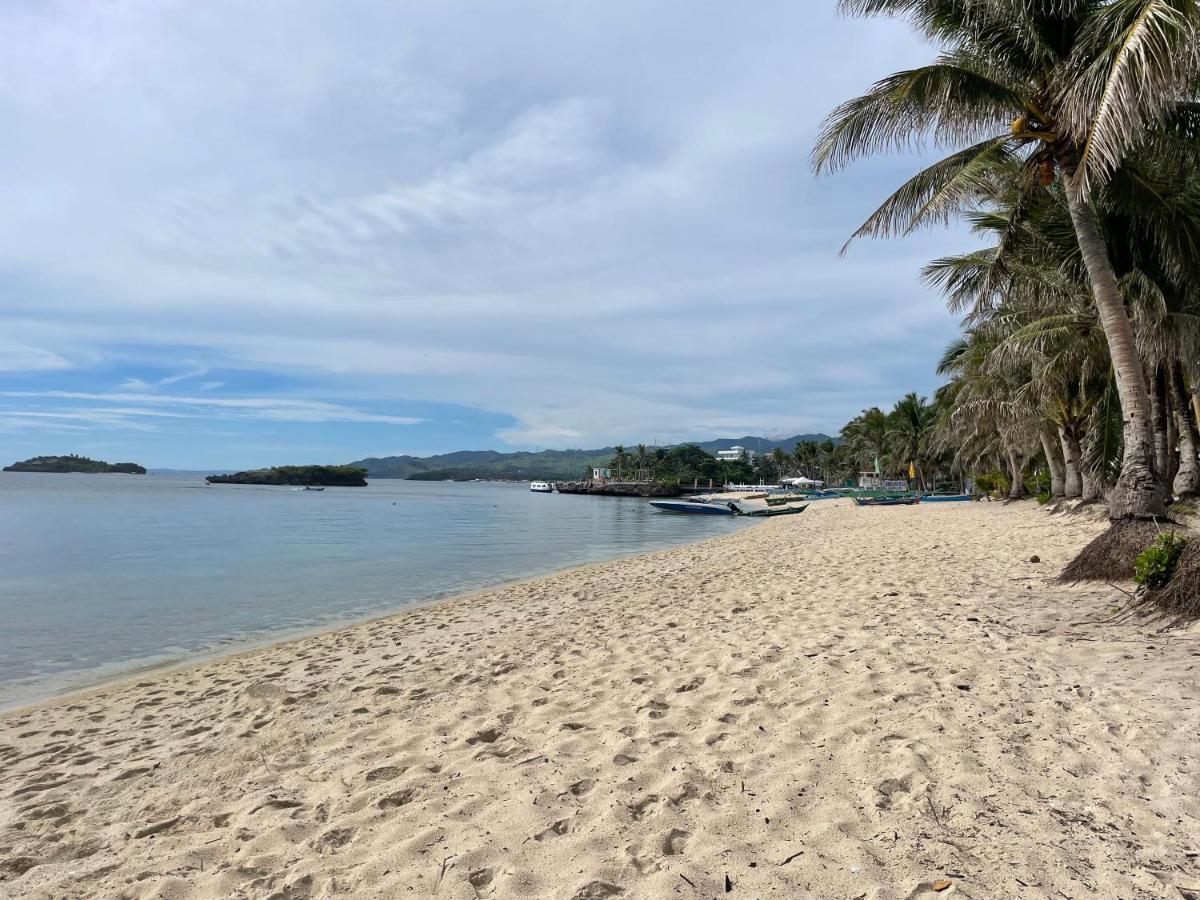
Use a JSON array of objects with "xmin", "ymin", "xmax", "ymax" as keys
[{"xmin": 349, "ymin": 434, "xmax": 833, "ymax": 481}]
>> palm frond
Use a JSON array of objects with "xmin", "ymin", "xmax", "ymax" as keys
[
  {"xmin": 843, "ymin": 136, "xmax": 1017, "ymax": 248},
  {"xmin": 812, "ymin": 58, "xmax": 1023, "ymax": 174},
  {"xmin": 1066, "ymin": 0, "xmax": 1200, "ymax": 191}
]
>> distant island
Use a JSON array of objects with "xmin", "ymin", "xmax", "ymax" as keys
[
  {"xmin": 3, "ymin": 454, "xmax": 147, "ymax": 475},
  {"xmin": 206, "ymin": 465, "xmax": 368, "ymax": 487}
]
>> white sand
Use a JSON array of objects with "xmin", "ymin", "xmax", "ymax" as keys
[{"xmin": 2, "ymin": 500, "xmax": 1198, "ymax": 899}]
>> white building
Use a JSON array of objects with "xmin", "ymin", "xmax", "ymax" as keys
[{"xmin": 716, "ymin": 445, "xmax": 754, "ymax": 462}]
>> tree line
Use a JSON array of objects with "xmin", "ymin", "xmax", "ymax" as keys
[{"xmin": 812, "ymin": 0, "xmax": 1200, "ymax": 567}]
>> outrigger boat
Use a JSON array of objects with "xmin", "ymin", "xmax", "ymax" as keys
[
  {"xmin": 649, "ymin": 498, "xmax": 809, "ymax": 518},
  {"xmin": 853, "ymin": 495, "xmax": 920, "ymax": 507},
  {"xmin": 919, "ymin": 493, "xmax": 973, "ymax": 502}
]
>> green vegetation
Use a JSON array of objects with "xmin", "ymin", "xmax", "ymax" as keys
[
  {"xmin": 3, "ymin": 454, "xmax": 146, "ymax": 475},
  {"xmin": 816, "ymin": 0, "xmax": 1200, "ymax": 524},
  {"xmin": 350, "ymin": 434, "xmax": 832, "ymax": 482},
  {"xmin": 206, "ymin": 465, "xmax": 368, "ymax": 487},
  {"xmin": 1134, "ymin": 533, "xmax": 1187, "ymax": 590}
]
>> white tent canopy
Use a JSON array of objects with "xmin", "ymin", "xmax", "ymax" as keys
[{"xmin": 782, "ymin": 476, "xmax": 824, "ymax": 487}]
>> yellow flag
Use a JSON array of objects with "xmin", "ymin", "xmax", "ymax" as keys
[{"xmin": 908, "ymin": 461, "xmax": 917, "ymax": 479}]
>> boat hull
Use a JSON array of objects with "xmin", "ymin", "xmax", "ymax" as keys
[
  {"xmin": 853, "ymin": 497, "xmax": 920, "ymax": 507},
  {"xmin": 919, "ymin": 494, "xmax": 973, "ymax": 502},
  {"xmin": 649, "ymin": 500, "xmax": 736, "ymax": 516}
]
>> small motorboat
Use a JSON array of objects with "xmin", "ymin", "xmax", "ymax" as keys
[
  {"xmin": 530, "ymin": 481, "xmax": 554, "ymax": 493},
  {"xmin": 853, "ymin": 496, "xmax": 920, "ymax": 506},
  {"xmin": 649, "ymin": 498, "xmax": 738, "ymax": 516},
  {"xmin": 303, "ymin": 486, "xmax": 326, "ymax": 491},
  {"xmin": 919, "ymin": 493, "xmax": 973, "ymax": 502}
]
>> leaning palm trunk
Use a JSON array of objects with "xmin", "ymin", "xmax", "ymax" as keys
[
  {"xmin": 1064, "ymin": 190, "xmax": 1166, "ymax": 520},
  {"xmin": 1040, "ymin": 424, "xmax": 1065, "ymax": 498},
  {"xmin": 1171, "ymin": 363, "xmax": 1200, "ymax": 498},
  {"xmin": 1006, "ymin": 449, "xmax": 1026, "ymax": 499},
  {"xmin": 1059, "ymin": 425, "xmax": 1083, "ymax": 499}
]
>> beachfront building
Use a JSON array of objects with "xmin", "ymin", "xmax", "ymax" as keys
[
  {"xmin": 592, "ymin": 466, "xmax": 612, "ymax": 481},
  {"xmin": 716, "ymin": 446, "xmax": 754, "ymax": 462}
]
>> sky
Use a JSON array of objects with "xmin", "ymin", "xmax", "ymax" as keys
[{"xmin": 0, "ymin": 0, "xmax": 972, "ymax": 469}]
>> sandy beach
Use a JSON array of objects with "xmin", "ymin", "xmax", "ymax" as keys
[{"xmin": 2, "ymin": 500, "xmax": 1198, "ymax": 899}]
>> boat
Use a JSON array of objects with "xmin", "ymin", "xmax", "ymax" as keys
[
  {"xmin": 303, "ymin": 486, "xmax": 325, "ymax": 491},
  {"xmin": 736, "ymin": 501, "xmax": 809, "ymax": 517},
  {"xmin": 649, "ymin": 498, "xmax": 738, "ymax": 516},
  {"xmin": 919, "ymin": 493, "xmax": 973, "ymax": 502},
  {"xmin": 853, "ymin": 496, "xmax": 920, "ymax": 506},
  {"xmin": 529, "ymin": 481, "xmax": 554, "ymax": 493}
]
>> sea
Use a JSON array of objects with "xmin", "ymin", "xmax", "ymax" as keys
[{"xmin": 0, "ymin": 473, "xmax": 752, "ymax": 709}]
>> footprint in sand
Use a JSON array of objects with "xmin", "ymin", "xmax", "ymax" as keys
[
  {"xmin": 534, "ymin": 818, "xmax": 572, "ymax": 841},
  {"xmin": 662, "ymin": 827, "xmax": 690, "ymax": 856},
  {"xmin": 571, "ymin": 881, "xmax": 624, "ymax": 899}
]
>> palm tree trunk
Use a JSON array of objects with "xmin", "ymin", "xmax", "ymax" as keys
[
  {"xmin": 1059, "ymin": 425, "xmax": 1083, "ymax": 498},
  {"xmin": 1171, "ymin": 362, "xmax": 1200, "ymax": 498},
  {"xmin": 1167, "ymin": 401, "xmax": 1179, "ymax": 486},
  {"xmin": 1149, "ymin": 363, "xmax": 1170, "ymax": 487},
  {"xmin": 1040, "ymin": 423, "xmax": 1065, "ymax": 498},
  {"xmin": 1007, "ymin": 449, "xmax": 1026, "ymax": 499},
  {"xmin": 1064, "ymin": 188, "xmax": 1166, "ymax": 519}
]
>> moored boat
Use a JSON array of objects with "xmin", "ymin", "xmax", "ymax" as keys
[
  {"xmin": 853, "ymin": 496, "xmax": 920, "ymax": 506},
  {"xmin": 649, "ymin": 498, "xmax": 737, "ymax": 516},
  {"xmin": 919, "ymin": 493, "xmax": 973, "ymax": 502},
  {"xmin": 529, "ymin": 481, "xmax": 554, "ymax": 493}
]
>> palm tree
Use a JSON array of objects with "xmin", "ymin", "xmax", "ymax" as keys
[
  {"xmin": 635, "ymin": 444, "xmax": 649, "ymax": 481},
  {"xmin": 814, "ymin": 0, "xmax": 1200, "ymax": 520},
  {"xmin": 842, "ymin": 407, "xmax": 891, "ymax": 475},
  {"xmin": 611, "ymin": 445, "xmax": 627, "ymax": 480},
  {"xmin": 887, "ymin": 392, "xmax": 934, "ymax": 490},
  {"xmin": 771, "ymin": 446, "xmax": 789, "ymax": 479}
]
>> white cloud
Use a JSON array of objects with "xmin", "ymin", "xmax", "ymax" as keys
[
  {"xmin": 0, "ymin": 1, "xmax": 963, "ymax": 451},
  {"xmin": 0, "ymin": 340, "xmax": 70, "ymax": 372},
  {"xmin": 0, "ymin": 391, "xmax": 423, "ymax": 426}
]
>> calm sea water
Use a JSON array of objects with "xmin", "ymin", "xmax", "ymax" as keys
[{"xmin": 0, "ymin": 473, "xmax": 751, "ymax": 708}]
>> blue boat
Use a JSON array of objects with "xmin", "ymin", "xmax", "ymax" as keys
[
  {"xmin": 649, "ymin": 498, "xmax": 738, "ymax": 516},
  {"xmin": 919, "ymin": 493, "xmax": 974, "ymax": 503}
]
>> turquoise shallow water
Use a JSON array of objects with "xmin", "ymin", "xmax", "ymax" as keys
[{"xmin": 0, "ymin": 473, "xmax": 751, "ymax": 708}]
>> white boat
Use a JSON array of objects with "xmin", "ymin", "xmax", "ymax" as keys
[{"xmin": 530, "ymin": 481, "xmax": 553, "ymax": 493}]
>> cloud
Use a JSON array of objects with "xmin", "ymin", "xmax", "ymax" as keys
[
  {"xmin": 0, "ymin": 340, "xmax": 71, "ymax": 372},
  {"xmin": 0, "ymin": 391, "xmax": 423, "ymax": 426},
  {"xmin": 0, "ymin": 1, "xmax": 965, "ymax": 461}
]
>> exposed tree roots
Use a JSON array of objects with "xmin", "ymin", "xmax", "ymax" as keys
[{"xmin": 1058, "ymin": 520, "xmax": 1166, "ymax": 583}]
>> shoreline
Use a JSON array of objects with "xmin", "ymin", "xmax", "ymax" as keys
[
  {"xmin": 0, "ymin": 520, "xmax": 760, "ymax": 717},
  {"xmin": 4, "ymin": 501, "xmax": 1199, "ymax": 899}
]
